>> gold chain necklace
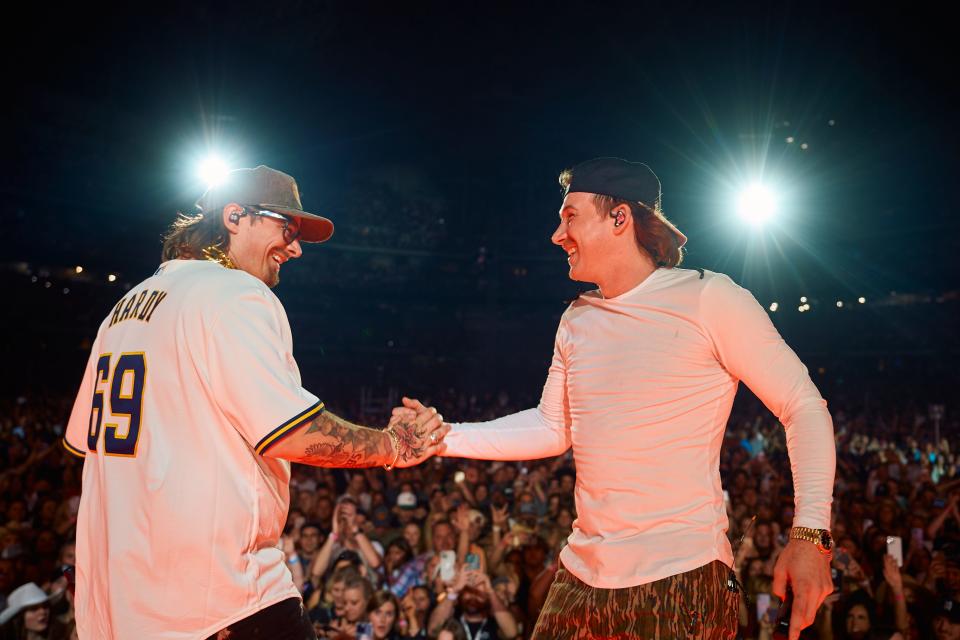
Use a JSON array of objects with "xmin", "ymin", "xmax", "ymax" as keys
[{"xmin": 201, "ymin": 244, "xmax": 237, "ymax": 270}]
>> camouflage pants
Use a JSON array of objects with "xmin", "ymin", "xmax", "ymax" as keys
[{"xmin": 531, "ymin": 560, "xmax": 739, "ymax": 639}]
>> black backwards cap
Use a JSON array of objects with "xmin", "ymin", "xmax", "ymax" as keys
[
  {"xmin": 563, "ymin": 157, "xmax": 687, "ymax": 247},
  {"xmin": 565, "ymin": 157, "xmax": 661, "ymax": 208}
]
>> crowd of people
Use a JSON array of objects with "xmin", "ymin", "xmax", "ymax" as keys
[{"xmin": 0, "ymin": 385, "xmax": 957, "ymax": 639}]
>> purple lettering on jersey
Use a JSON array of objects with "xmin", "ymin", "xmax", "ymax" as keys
[
  {"xmin": 109, "ymin": 297, "xmax": 126, "ymax": 327},
  {"xmin": 143, "ymin": 291, "xmax": 168, "ymax": 322},
  {"xmin": 118, "ymin": 296, "xmax": 137, "ymax": 322},
  {"xmin": 129, "ymin": 290, "xmax": 149, "ymax": 319},
  {"xmin": 137, "ymin": 291, "xmax": 159, "ymax": 320}
]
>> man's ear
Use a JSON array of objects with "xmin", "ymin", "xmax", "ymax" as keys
[
  {"xmin": 611, "ymin": 207, "xmax": 631, "ymax": 236},
  {"xmin": 222, "ymin": 203, "xmax": 244, "ymax": 235}
]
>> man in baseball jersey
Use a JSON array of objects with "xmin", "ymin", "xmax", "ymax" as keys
[
  {"xmin": 403, "ymin": 158, "xmax": 835, "ymax": 639},
  {"xmin": 62, "ymin": 165, "xmax": 449, "ymax": 639}
]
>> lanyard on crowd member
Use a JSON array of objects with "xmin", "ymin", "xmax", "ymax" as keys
[
  {"xmin": 460, "ymin": 616, "xmax": 488, "ymax": 640},
  {"xmin": 728, "ymin": 514, "xmax": 758, "ymax": 599},
  {"xmin": 734, "ymin": 514, "xmax": 758, "ymax": 557}
]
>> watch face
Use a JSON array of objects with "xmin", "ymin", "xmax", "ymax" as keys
[{"xmin": 820, "ymin": 531, "xmax": 833, "ymax": 550}]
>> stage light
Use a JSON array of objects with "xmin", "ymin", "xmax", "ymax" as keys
[
  {"xmin": 798, "ymin": 305, "xmax": 806, "ymax": 313},
  {"xmin": 858, "ymin": 296, "xmax": 866, "ymax": 304},
  {"xmin": 108, "ymin": 274, "xmax": 117, "ymax": 282},
  {"xmin": 75, "ymin": 265, "xmax": 83, "ymax": 274},
  {"xmin": 769, "ymin": 302, "xmax": 779, "ymax": 312},
  {"xmin": 198, "ymin": 156, "xmax": 230, "ymax": 187},
  {"xmin": 836, "ymin": 301, "xmax": 844, "ymax": 308},
  {"xmin": 800, "ymin": 296, "xmax": 808, "ymax": 303},
  {"xmin": 786, "ymin": 136, "xmax": 795, "ymax": 144},
  {"xmin": 736, "ymin": 184, "xmax": 777, "ymax": 227}
]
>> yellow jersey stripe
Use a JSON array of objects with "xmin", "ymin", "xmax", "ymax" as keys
[
  {"xmin": 256, "ymin": 402, "xmax": 325, "ymax": 455},
  {"xmin": 62, "ymin": 437, "xmax": 86, "ymax": 458}
]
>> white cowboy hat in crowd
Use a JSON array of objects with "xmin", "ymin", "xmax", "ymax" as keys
[{"xmin": 0, "ymin": 582, "xmax": 54, "ymax": 625}]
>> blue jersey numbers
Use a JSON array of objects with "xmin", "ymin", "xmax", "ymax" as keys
[{"xmin": 87, "ymin": 352, "xmax": 147, "ymax": 456}]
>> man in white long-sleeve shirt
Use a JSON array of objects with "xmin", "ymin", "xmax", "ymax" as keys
[{"xmin": 407, "ymin": 158, "xmax": 835, "ymax": 639}]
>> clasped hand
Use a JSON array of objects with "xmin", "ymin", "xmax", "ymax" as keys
[{"xmin": 385, "ymin": 396, "xmax": 450, "ymax": 468}]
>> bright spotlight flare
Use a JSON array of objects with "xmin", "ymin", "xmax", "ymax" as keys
[
  {"xmin": 736, "ymin": 184, "xmax": 778, "ymax": 227},
  {"xmin": 198, "ymin": 156, "xmax": 230, "ymax": 188}
]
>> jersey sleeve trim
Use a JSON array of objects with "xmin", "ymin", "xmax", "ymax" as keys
[
  {"xmin": 62, "ymin": 437, "xmax": 86, "ymax": 458},
  {"xmin": 255, "ymin": 401, "xmax": 325, "ymax": 455}
]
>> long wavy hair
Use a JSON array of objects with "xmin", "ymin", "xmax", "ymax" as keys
[{"xmin": 160, "ymin": 209, "xmax": 229, "ymax": 261}]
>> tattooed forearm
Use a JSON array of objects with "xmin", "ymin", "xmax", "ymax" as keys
[
  {"xmin": 266, "ymin": 405, "xmax": 440, "ymax": 469},
  {"xmin": 288, "ymin": 411, "xmax": 391, "ymax": 468}
]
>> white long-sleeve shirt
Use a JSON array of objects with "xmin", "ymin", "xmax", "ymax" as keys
[{"xmin": 443, "ymin": 268, "xmax": 835, "ymax": 589}]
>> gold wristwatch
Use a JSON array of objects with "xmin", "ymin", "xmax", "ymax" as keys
[{"xmin": 790, "ymin": 526, "xmax": 833, "ymax": 555}]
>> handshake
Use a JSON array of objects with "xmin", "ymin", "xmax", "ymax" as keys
[{"xmin": 382, "ymin": 396, "xmax": 452, "ymax": 469}]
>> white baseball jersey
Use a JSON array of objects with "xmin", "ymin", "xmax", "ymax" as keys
[{"xmin": 64, "ymin": 259, "xmax": 322, "ymax": 639}]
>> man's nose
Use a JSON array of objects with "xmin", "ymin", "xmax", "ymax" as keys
[
  {"xmin": 286, "ymin": 238, "xmax": 303, "ymax": 259},
  {"xmin": 551, "ymin": 222, "xmax": 566, "ymax": 246}
]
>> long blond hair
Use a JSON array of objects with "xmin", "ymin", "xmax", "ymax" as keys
[{"xmin": 160, "ymin": 209, "xmax": 229, "ymax": 261}]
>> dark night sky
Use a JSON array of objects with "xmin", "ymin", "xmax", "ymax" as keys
[{"xmin": 3, "ymin": 0, "xmax": 957, "ymax": 300}]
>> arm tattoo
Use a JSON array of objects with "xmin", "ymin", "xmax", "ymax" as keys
[{"xmin": 295, "ymin": 411, "xmax": 390, "ymax": 468}]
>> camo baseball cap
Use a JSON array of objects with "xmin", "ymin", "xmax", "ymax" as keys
[{"xmin": 196, "ymin": 165, "xmax": 334, "ymax": 243}]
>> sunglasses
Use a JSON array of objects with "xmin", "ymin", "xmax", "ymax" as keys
[{"xmin": 241, "ymin": 206, "xmax": 302, "ymax": 245}]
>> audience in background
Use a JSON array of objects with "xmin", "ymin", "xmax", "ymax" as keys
[{"xmin": 1, "ymin": 381, "xmax": 958, "ymax": 638}]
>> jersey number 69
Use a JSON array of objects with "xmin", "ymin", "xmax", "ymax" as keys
[{"xmin": 88, "ymin": 352, "xmax": 147, "ymax": 457}]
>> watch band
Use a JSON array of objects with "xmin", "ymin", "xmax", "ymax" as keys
[{"xmin": 790, "ymin": 526, "xmax": 833, "ymax": 554}]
